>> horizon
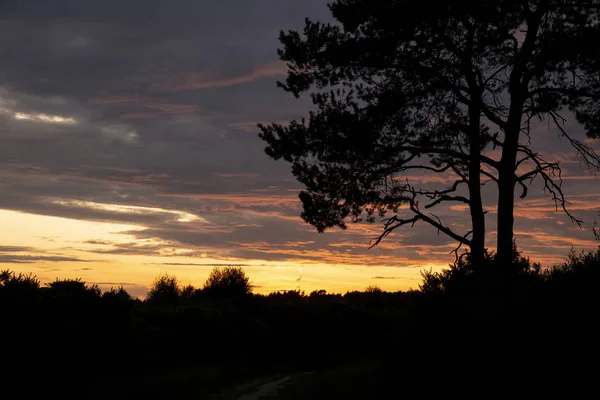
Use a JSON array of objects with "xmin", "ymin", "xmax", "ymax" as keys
[{"xmin": 1, "ymin": 0, "xmax": 599, "ymax": 298}]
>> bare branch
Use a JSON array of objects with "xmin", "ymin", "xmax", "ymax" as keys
[
  {"xmin": 424, "ymin": 195, "xmax": 470, "ymax": 209},
  {"xmin": 368, "ymin": 186, "xmax": 473, "ymax": 249},
  {"xmin": 516, "ymin": 145, "xmax": 584, "ymax": 226},
  {"xmin": 480, "ymin": 168, "xmax": 499, "ymax": 183},
  {"xmin": 548, "ymin": 111, "xmax": 600, "ymax": 174},
  {"xmin": 451, "ymin": 229, "xmax": 474, "ymax": 262},
  {"xmin": 397, "ymin": 146, "xmax": 500, "ymax": 170}
]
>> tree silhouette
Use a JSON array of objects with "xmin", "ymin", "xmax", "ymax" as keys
[
  {"xmin": 46, "ymin": 278, "xmax": 102, "ymax": 301},
  {"xmin": 364, "ymin": 285, "xmax": 383, "ymax": 294},
  {"xmin": 203, "ymin": 266, "xmax": 252, "ymax": 298},
  {"xmin": 146, "ymin": 274, "xmax": 181, "ymax": 305},
  {"xmin": 259, "ymin": 0, "xmax": 600, "ymax": 267}
]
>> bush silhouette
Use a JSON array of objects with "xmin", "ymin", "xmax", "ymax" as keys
[
  {"xmin": 3, "ymin": 243, "xmax": 600, "ymax": 397},
  {"xmin": 146, "ymin": 274, "xmax": 181, "ymax": 305},
  {"xmin": 364, "ymin": 285, "xmax": 383, "ymax": 294},
  {"xmin": 0, "ymin": 270, "xmax": 40, "ymax": 295},
  {"xmin": 420, "ymin": 245, "xmax": 542, "ymax": 297},
  {"xmin": 102, "ymin": 286, "xmax": 134, "ymax": 302},
  {"xmin": 45, "ymin": 278, "xmax": 102, "ymax": 302},
  {"xmin": 203, "ymin": 266, "xmax": 252, "ymax": 298}
]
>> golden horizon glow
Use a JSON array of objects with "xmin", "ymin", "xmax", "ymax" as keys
[{"xmin": 0, "ymin": 209, "xmax": 445, "ymax": 297}]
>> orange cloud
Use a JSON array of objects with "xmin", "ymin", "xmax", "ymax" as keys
[
  {"xmin": 212, "ymin": 172, "xmax": 260, "ymax": 179},
  {"xmin": 153, "ymin": 61, "xmax": 287, "ymax": 92},
  {"xmin": 229, "ymin": 120, "xmax": 291, "ymax": 133},
  {"xmin": 158, "ymin": 192, "xmax": 300, "ymax": 208},
  {"xmin": 94, "ymin": 94, "xmax": 204, "ymax": 119}
]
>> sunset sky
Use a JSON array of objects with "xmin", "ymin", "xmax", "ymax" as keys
[{"xmin": 1, "ymin": 0, "xmax": 599, "ymax": 297}]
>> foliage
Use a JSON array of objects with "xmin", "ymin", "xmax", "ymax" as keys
[
  {"xmin": 420, "ymin": 245, "xmax": 542, "ymax": 296},
  {"xmin": 203, "ymin": 266, "xmax": 252, "ymax": 298},
  {"xmin": 146, "ymin": 273, "xmax": 182, "ymax": 306},
  {"xmin": 0, "ymin": 270, "xmax": 40, "ymax": 293},
  {"xmin": 364, "ymin": 285, "xmax": 383, "ymax": 294},
  {"xmin": 102, "ymin": 286, "xmax": 135, "ymax": 302},
  {"xmin": 46, "ymin": 277, "xmax": 102, "ymax": 299}
]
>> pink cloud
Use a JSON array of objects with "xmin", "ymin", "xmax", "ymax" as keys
[{"xmin": 153, "ymin": 61, "xmax": 287, "ymax": 92}]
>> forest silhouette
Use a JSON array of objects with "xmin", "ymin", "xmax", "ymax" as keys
[{"xmin": 3, "ymin": 249, "xmax": 600, "ymax": 398}]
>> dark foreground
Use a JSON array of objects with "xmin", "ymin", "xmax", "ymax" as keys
[{"xmin": 2, "ymin": 250, "xmax": 600, "ymax": 398}]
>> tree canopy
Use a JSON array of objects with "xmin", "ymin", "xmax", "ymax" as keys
[
  {"xmin": 203, "ymin": 266, "xmax": 253, "ymax": 298},
  {"xmin": 259, "ymin": 0, "xmax": 600, "ymax": 266}
]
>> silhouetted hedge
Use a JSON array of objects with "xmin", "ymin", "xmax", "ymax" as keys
[{"xmin": 2, "ymin": 252, "xmax": 599, "ymax": 396}]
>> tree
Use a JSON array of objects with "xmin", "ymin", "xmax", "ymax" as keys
[
  {"xmin": 364, "ymin": 285, "xmax": 383, "ymax": 294},
  {"xmin": 203, "ymin": 266, "xmax": 253, "ymax": 298},
  {"xmin": 259, "ymin": 0, "xmax": 600, "ymax": 268},
  {"xmin": 146, "ymin": 273, "xmax": 181, "ymax": 305}
]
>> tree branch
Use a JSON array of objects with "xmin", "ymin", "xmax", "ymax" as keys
[{"xmin": 515, "ymin": 145, "xmax": 584, "ymax": 226}]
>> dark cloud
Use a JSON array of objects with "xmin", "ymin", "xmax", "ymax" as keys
[
  {"xmin": 0, "ymin": 254, "xmax": 93, "ymax": 264},
  {"xmin": 372, "ymin": 276, "xmax": 401, "ymax": 280},
  {"xmin": 0, "ymin": 245, "xmax": 97, "ymax": 264},
  {"xmin": 0, "ymin": 245, "xmax": 34, "ymax": 252},
  {"xmin": 149, "ymin": 263, "xmax": 254, "ymax": 267}
]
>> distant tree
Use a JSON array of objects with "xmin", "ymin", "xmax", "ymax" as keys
[
  {"xmin": 364, "ymin": 285, "xmax": 383, "ymax": 294},
  {"xmin": 146, "ymin": 274, "xmax": 181, "ymax": 305},
  {"xmin": 203, "ymin": 267, "xmax": 252, "ymax": 298},
  {"xmin": 181, "ymin": 284, "xmax": 196, "ymax": 298},
  {"xmin": 594, "ymin": 213, "xmax": 599, "ymax": 241},
  {"xmin": 259, "ymin": 0, "xmax": 600, "ymax": 268}
]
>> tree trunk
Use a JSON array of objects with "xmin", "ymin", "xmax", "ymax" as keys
[
  {"xmin": 496, "ymin": 120, "xmax": 521, "ymax": 267},
  {"xmin": 496, "ymin": 9, "xmax": 542, "ymax": 267},
  {"xmin": 468, "ymin": 99, "xmax": 486, "ymax": 268},
  {"xmin": 496, "ymin": 160, "xmax": 516, "ymax": 267},
  {"xmin": 469, "ymin": 177, "xmax": 486, "ymax": 268}
]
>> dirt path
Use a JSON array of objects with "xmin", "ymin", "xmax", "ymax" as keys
[{"xmin": 236, "ymin": 376, "xmax": 291, "ymax": 400}]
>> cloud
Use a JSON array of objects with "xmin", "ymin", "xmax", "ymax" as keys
[
  {"xmin": 0, "ymin": 245, "xmax": 34, "ymax": 252},
  {"xmin": 147, "ymin": 262, "xmax": 254, "ymax": 267},
  {"xmin": 0, "ymin": 254, "xmax": 93, "ymax": 264},
  {"xmin": 372, "ymin": 276, "xmax": 402, "ymax": 280},
  {"xmin": 0, "ymin": 245, "xmax": 95, "ymax": 264},
  {"xmin": 153, "ymin": 61, "xmax": 287, "ymax": 92}
]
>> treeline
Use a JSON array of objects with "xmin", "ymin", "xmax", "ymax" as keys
[
  {"xmin": 0, "ymin": 266, "xmax": 417, "ymax": 397},
  {"xmin": 2, "ymin": 248, "xmax": 600, "ymax": 397}
]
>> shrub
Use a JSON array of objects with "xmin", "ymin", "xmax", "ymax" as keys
[
  {"xmin": 419, "ymin": 246, "xmax": 542, "ymax": 297},
  {"xmin": 46, "ymin": 278, "xmax": 102, "ymax": 301}
]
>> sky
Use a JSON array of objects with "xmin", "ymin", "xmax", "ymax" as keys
[{"xmin": 0, "ymin": 0, "xmax": 599, "ymax": 297}]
